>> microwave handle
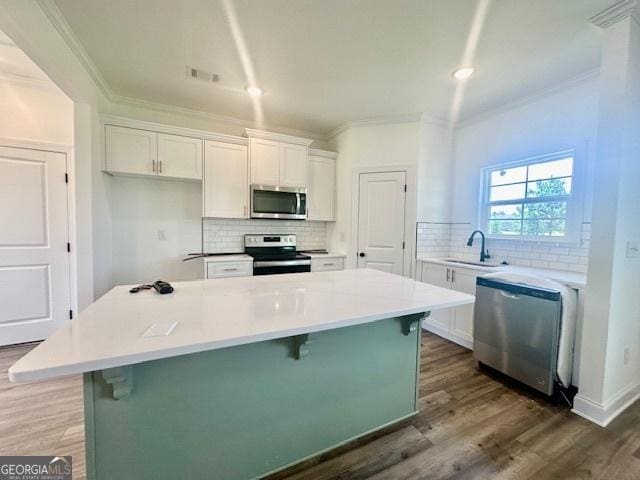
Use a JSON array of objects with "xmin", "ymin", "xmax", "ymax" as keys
[{"xmin": 296, "ymin": 193, "xmax": 301, "ymax": 214}]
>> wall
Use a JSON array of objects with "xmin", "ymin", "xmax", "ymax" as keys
[
  {"xmin": 328, "ymin": 122, "xmax": 421, "ymax": 265},
  {"xmin": 203, "ymin": 219, "xmax": 327, "ymax": 253},
  {"xmin": 111, "ymin": 176, "xmax": 202, "ymax": 285},
  {"xmin": 0, "ymin": 80, "xmax": 73, "ymax": 144}
]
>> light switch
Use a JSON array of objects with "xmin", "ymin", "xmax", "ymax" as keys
[
  {"xmin": 157, "ymin": 229, "xmax": 167, "ymax": 241},
  {"xmin": 626, "ymin": 241, "xmax": 639, "ymax": 259}
]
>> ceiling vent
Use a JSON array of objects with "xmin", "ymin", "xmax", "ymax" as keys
[{"xmin": 187, "ymin": 66, "xmax": 219, "ymax": 83}]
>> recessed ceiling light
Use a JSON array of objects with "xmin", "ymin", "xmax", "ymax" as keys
[
  {"xmin": 452, "ymin": 67, "xmax": 475, "ymax": 80},
  {"xmin": 245, "ymin": 86, "xmax": 263, "ymax": 97}
]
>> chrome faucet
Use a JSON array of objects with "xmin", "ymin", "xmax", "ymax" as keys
[{"xmin": 466, "ymin": 230, "xmax": 491, "ymax": 262}]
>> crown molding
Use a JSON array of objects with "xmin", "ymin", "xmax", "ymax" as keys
[
  {"xmin": 590, "ymin": 0, "xmax": 639, "ymax": 29},
  {"xmin": 455, "ymin": 68, "xmax": 600, "ymax": 129},
  {"xmin": 36, "ymin": 0, "xmax": 114, "ymax": 101},
  {"xmin": 244, "ymin": 128, "xmax": 313, "ymax": 146},
  {"xmin": 328, "ymin": 112, "xmax": 425, "ymax": 139},
  {"xmin": 308, "ymin": 148, "xmax": 338, "ymax": 159}
]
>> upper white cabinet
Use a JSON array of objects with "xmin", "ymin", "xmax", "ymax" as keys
[
  {"xmin": 419, "ymin": 262, "xmax": 478, "ymax": 348},
  {"xmin": 307, "ymin": 150, "xmax": 337, "ymax": 221},
  {"xmin": 203, "ymin": 140, "xmax": 248, "ymax": 219},
  {"xmin": 105, "ymin": 125, "xmax": 157, "ymax": 176},
  {"xmin": 246, "ymin": 129, "xmax": 312, "ymax": 189},
  {"xmin": 249, "ymin": 138, "xmax": 280, "ymax": 186},
  {"xmin": 105, "ymin": 124, "xmax": 203, "ymax": 181},
  {"xmin": 157, "ymin": 133, "xmax": 202, "ymax": 180}
]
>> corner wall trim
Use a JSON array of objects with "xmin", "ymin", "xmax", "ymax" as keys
[{"xmin": 572, "ymin": 381, "xmax": 640, "ymax": 427}]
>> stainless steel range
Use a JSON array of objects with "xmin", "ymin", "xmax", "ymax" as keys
[{"xmin": 244, "ymin": 234, "xmax": 311, "ymax": 276}]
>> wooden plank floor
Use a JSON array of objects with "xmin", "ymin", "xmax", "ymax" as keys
[{"xmin": 1, "ymin": 332, "xmax": 639, "ymax": 480}]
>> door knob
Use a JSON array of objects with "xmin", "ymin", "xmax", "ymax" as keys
[{"xmin": 359, "ymin": 252, "xmax": 366, "ymax": 257}]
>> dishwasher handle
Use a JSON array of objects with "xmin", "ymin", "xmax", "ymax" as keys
[{"xmin": 499, "ymin": 290, "xmax": 520, "ymax": 300}]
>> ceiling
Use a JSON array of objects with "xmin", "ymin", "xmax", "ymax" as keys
[{"xmin": 50, "ymin": 0, "xmax": 610, "ymax": 135}]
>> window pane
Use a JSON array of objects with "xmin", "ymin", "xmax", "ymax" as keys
[
  {"xmin": 490, "ymin": 183, "xmax": 526, "ymax": 201},
  {"xmin": 528, "ymin": 157, "xmax": 573, "ymax": 181},
  {"xmin": 489, "ymin": 204, "xmax": 522, "ymax": 219},
  {"xmin": 489, "ymin": 219, "xmax": 522, "ymax": 235},
  {"xmin": 490, "ymin": 166, "xmax": 527, "ymax": 186},
  {"xmin": 523, "ymin": 201, "xmax": 567, "ymax": 219},
  {"xmin": 527, "ymin": 177, "xmax": 571, "ymax": 198},
  {"xmin": 523, "ymin": 219, "xmax": 566, "ymax": 237}
]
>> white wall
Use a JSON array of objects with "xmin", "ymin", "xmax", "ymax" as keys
[
  {"xmin": 451, "ymin": 78, "xmax": 599, "ymax": 225},
  {"xmin": 0, "ymin": 80, "xmax": 73, "ymax": 144},
  {"xmin": 111, "ymin": 176, "xmax": 202, "ymax": 285},
  {"xmin": 328, "ymin": 122, "xmax": 421, "ymax": 263}
]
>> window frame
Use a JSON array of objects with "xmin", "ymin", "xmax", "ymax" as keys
[{"xmin": 478, "ymin": 149, "xmax": 585, "ymax": 244}]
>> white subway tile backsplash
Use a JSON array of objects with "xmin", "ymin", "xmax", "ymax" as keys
[
  {"xmin": 416, "ymin": 221, "xmax": 591, "ymax": 275},
  {"xmin": 203, "ymin": 219, "xmax": 327, "ymax": 253}
]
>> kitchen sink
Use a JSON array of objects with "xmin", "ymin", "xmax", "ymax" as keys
[{"xmin": 440, "ymin": 258, "xmax": 502, "ymax": 268}]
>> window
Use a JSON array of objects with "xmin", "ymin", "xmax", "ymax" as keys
[{"xmin": 480, "ymin": 150, "xmax": 582, "ymax": 241}]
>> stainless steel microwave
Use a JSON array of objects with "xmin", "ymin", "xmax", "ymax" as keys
[{"xmin": 250, "ymin": 185, "xmax": 307, "ymax": 220}]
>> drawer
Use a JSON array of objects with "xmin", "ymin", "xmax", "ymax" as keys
[
  {"xmin": 206, "ymin": 261, "xmax": 253, "ymax": 279},
  {"xmin": 311, "ymin": 257, "xmax": 345, "ymax": 272}
]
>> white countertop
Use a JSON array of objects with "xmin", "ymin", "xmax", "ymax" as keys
[
  {"xmin": 305, "ymin": 252, "xmax": 346, "ymax": 258},
  {"xmin": 9, "ymin": 269, "xmax": 474, "ymax": 382},
  {"xmin": 203, "ymin": 254, "xmax": 252, "ymax": 263},
  {"xmin": 417, "ymin": 257, "xmax": 587, "ymax": 289}
]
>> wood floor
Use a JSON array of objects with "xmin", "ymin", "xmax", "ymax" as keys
[{"xmin": 1, "ymin": 332, "xmax": 639, "ymax": 480}]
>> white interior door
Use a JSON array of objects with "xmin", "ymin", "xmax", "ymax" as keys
[
  {"xmin": 0, "ymin": 146, "xmax": 71, "ymax": 346},
  {"xmin": 356, "ymin": 171, "xmax": 406, "ymax": 275}
]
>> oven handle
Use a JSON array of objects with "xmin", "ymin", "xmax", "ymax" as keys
[{"xmin": 254, "ymin": 260, "xmax": 311, "ymax": 267}]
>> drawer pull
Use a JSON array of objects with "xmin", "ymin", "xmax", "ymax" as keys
[
  {"xmin": 323, "ymin": 263, "xmax": 335, "ymax": 267},
  {"xmin": 222, "ymin": 268, "xmax": 238, "ymax": 272}
]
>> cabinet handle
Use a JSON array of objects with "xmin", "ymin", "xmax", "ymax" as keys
[
  {"xmin": 152, "ymin": 159, "xmax": 156, "ymax": 172},
  {"xmin": 446, "ymin": 268, "xmax": 450, "ymax": 282},
  {"xmin": 452, "ymin": 269, "xmax": 456, "ymax": 283},
  {"xmin": 323, "ymin": 263, "xmax": 335, "ymax": 267},
  {"xmin": 222, "ymin": 268, "xmax": 238, "ymax": 272},
  {"xmin": 159, "ymin": 160, "xmax": 163, "ymax": 173}
]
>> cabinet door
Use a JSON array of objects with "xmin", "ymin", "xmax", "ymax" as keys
[
  {"xmin": 307, "ymin": 156, "xmax": 335, "ymax": 221},
  {"xmin": 250, "ymin": 138, "xmax": 280, "ymax": 186},
  {"xmin": 279, "ymin": 143, "xmax": 307, "ymax": 188},
  {"xmin": 157, "ymin": 133, "xmax": 203, "ymax": 180},
  {"xmin": 422, "ymin": 264, "xmax": 451, "ymax": 332},
  {"xmin": 203, "ymin": 140, "xmax": 248, "ymax": 218},
  {"xmin": 105, "ymin": 125, "xmax": 157, "ymax": 175},
  {"xmin": 451, "ymin": 268, "xmax": 477, "ymax": 343}
]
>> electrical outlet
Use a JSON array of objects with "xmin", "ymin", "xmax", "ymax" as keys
[
  {"xmin": 157, "ymin": 230, "xmax": 167, "ymax": 241},
  {"xmin": 626, "ymin": 241, "xmax": 639, "ymax": 258},
  {"xmin": 624, "ymin": 347, "xmax": 630, "ymax": 365}
]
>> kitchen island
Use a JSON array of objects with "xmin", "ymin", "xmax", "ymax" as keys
[{"xmin": 10, "ymin": 269, "xmax": 474, "ymax": 480}]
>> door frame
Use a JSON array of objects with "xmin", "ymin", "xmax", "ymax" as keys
[
  {"xmin": 0, "ymin": 137, "xmax": 78, "ymax": 321},
  {"xmin": 349, "ymin": 164, "xmax": 417, "ymax": 277}
]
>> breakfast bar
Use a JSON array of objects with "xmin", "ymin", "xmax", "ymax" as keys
[{"xmin": 9, "ymin": 269, "xmax": 474, "ymax": 480}]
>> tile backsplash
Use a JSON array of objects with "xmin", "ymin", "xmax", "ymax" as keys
[
  {"xmin": 203, "ymin": 219, "xmax": 327, "ymax": 253},
  {"xmin": 417, "ymin": 222, "xmax": 591, "ymax": 274}
]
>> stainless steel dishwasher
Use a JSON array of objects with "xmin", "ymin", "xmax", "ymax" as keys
[{"xmin": 473, "ymin": 276, "xmax": 562, "ymax": 395}]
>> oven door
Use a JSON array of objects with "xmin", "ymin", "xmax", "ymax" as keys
[
  {"xmin": 253, "ymin": 259, "xmax": 311, "ymax": 276},
  {"xmin": 251, "ymin": 185, "xmax": 307, "ymax": 220}
]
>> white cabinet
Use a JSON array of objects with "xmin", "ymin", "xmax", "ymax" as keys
[
  {"xmin": 249, "ymin": 138, "xmax": 280, "ymax": 186},
  {"xmin": 205, "ymin": 258, "xmax": 253, "ymax": 279},
  {"xmin": 307, "ymin": 153, "xmax": 336, "ymax": 221},
  {"xmin": 246, "ymin": 129, "xmax": 312, "ymax": 188},
  {"xmin": 105, "ymin": 125, "xmax": 203, "ymax": 180},
  {"xmin": 157, "ymin": 133, "xmax": 203, "ymax": 180},
  {"xmin": 310, "ymin": 255, "xmax": 345, "ymax": 272},
  {"xmin": 105, "ymin": 125, "xmax": 157, "ymax": 176},
  {"xmin": 203, "ymin": 140, "xmax": 248, "ymax": 218},
  {"xmin": 420, "ymin": 262, "xmax": 478, "ymax": 348},
  {"xmin": 279, "ymin": 143, "xmax": 307, "ymax": 187}
]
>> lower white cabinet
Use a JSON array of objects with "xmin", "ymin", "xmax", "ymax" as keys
[
  {"xmin": 310, "ymin": 255, "xmax": 345, "ymax": 272},
  {"xmin": 203, "ymin": 140, "xmax": 248, "ymax": 218},
  {"xmin": 419, "ymin": 262, "xmax": 478, "ymax": 348},
  {"xmin": 205, "ymin": 258, "xmax": 253, "ymax": 279}
]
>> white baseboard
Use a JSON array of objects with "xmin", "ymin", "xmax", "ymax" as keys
[
  {"xmin": 421, "ymin": 323, "xmax": 473, "ymax": 350},
  {"xmin": 572, "ymin": 381, "xmax": 640, "ymax": 427}
]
